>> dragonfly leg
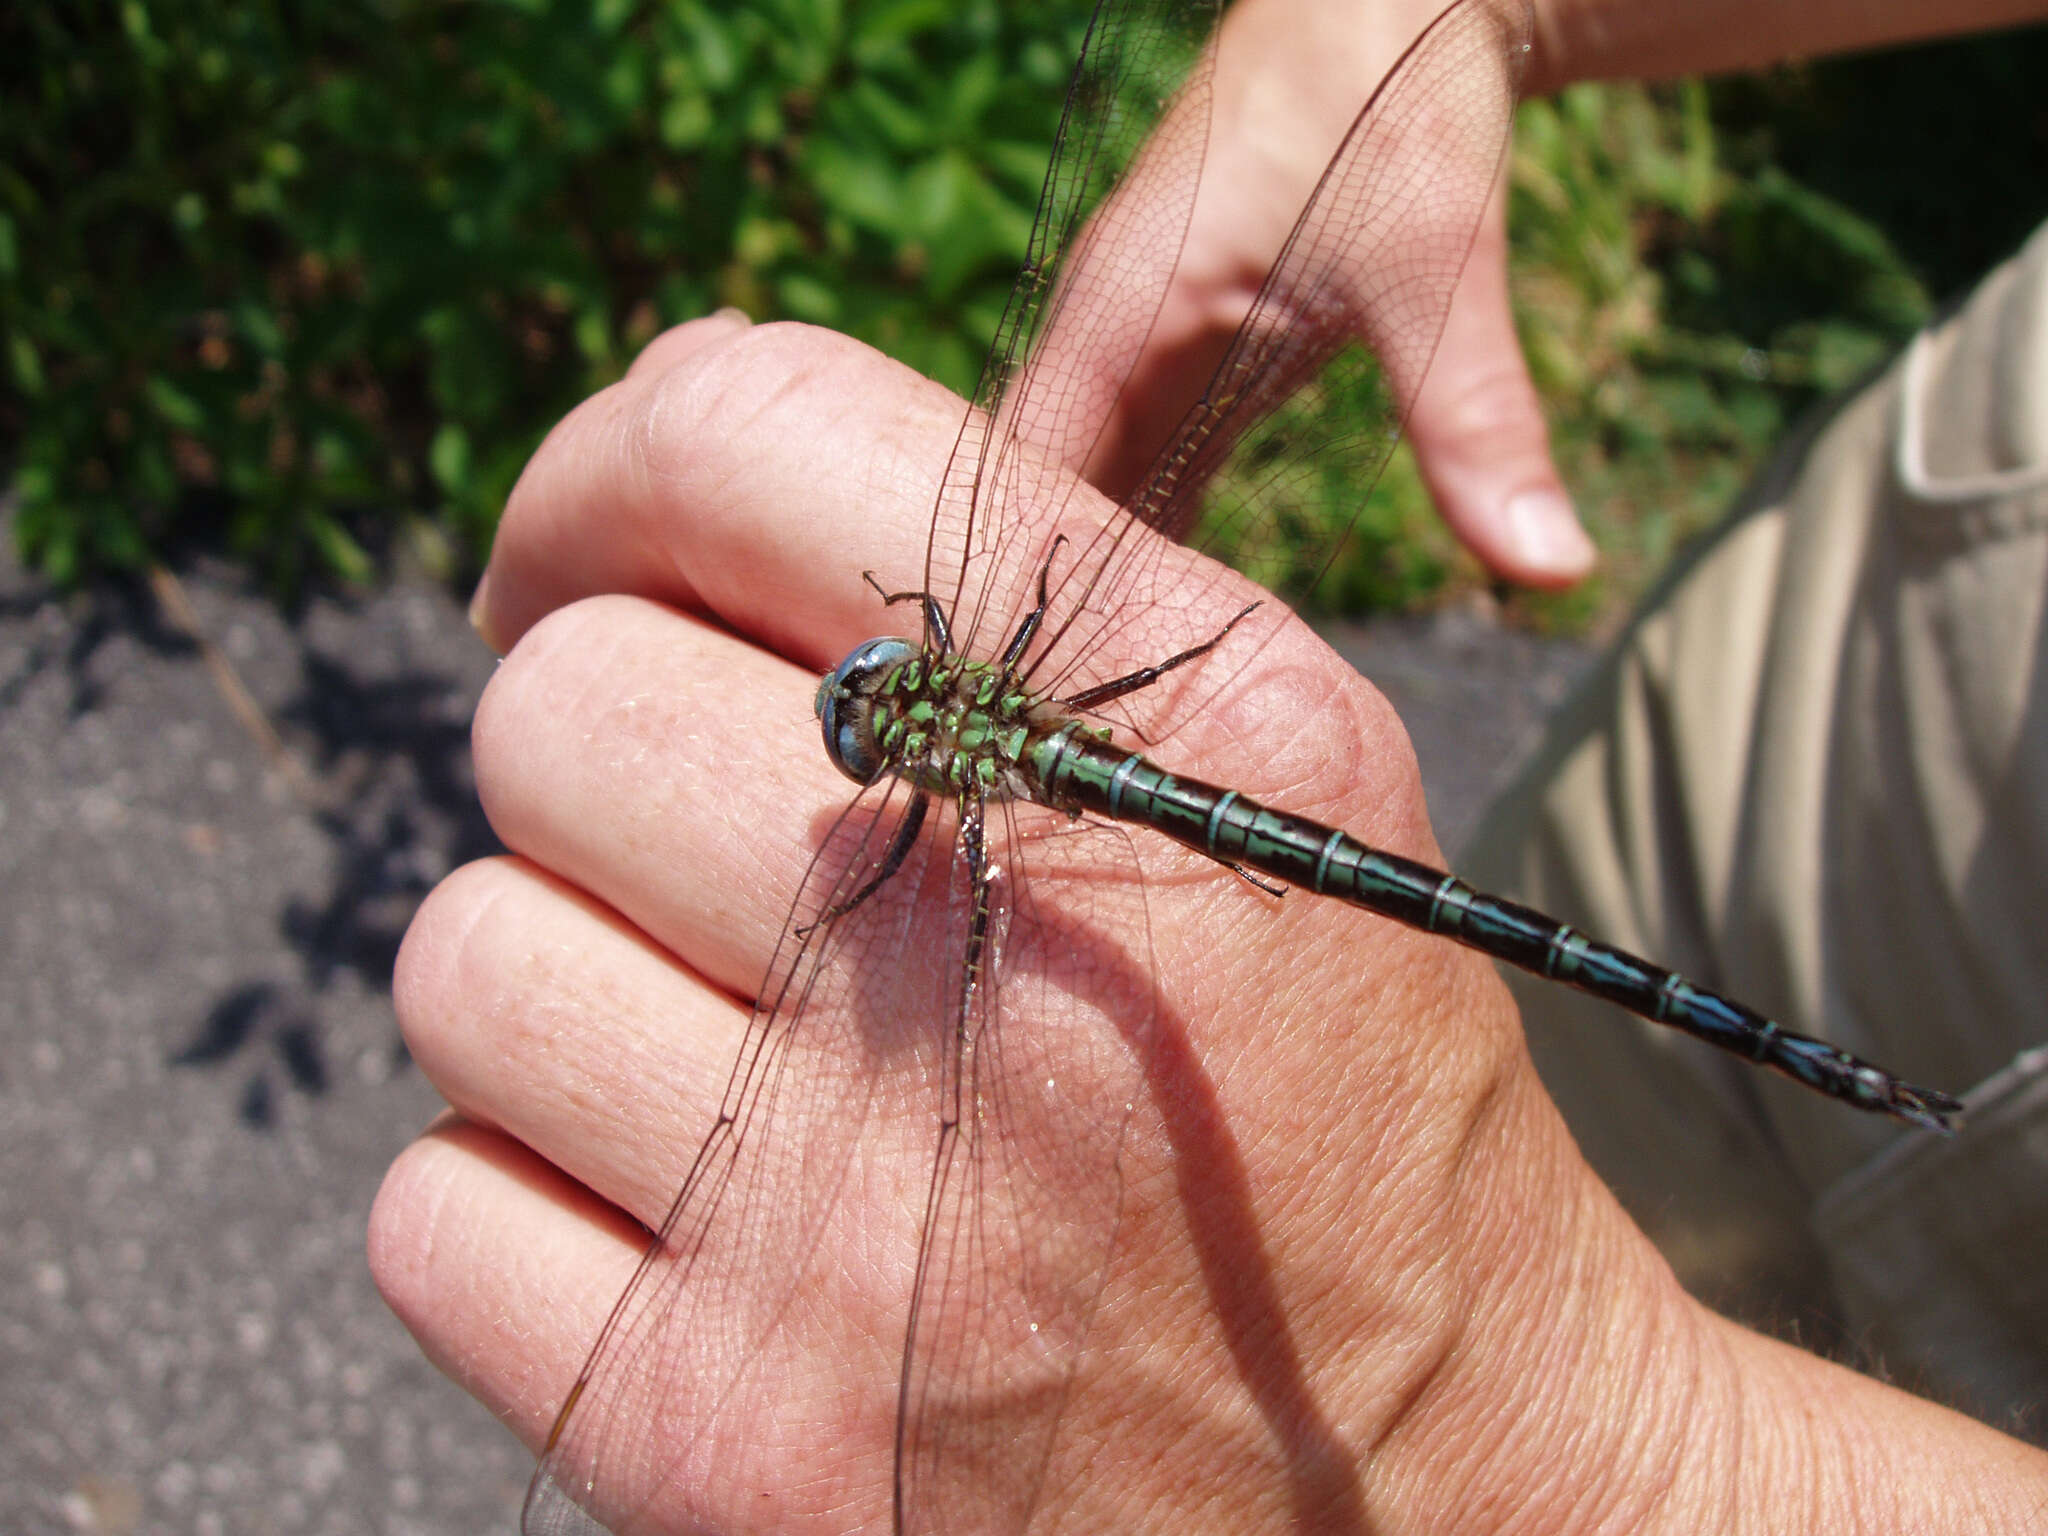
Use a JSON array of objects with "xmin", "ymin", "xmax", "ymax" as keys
[
  {"xmin": 1059, "ymin": 601, "xmax": 1262, "ymax": 712},
  {"xmin": 995, "ymin": 533, "xmax": 1072, "ymax": 675},
  {"xmin": 797, "ymin": 790, "xmax": 930, "ymax": 936},
  {"xmin": 955, "ymin": 787, "xmax": 993, "ymax": 1056},
  {"xmin": 894, "ymin": 784, "xmax": 991, "ymax": 1528},
  {"xmin": 1230, "ymin": 863, "xmax": 1287, "ymax": 897},
  {"xmin": 863, "ymin": 571, "xmax": 953, "ymax": 655}
]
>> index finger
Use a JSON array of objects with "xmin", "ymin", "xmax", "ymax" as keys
[{"xmin": 471, "ymin": 314, "xmax": 968, "ymax": 665}]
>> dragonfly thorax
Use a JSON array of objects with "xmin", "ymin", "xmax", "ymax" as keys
[{"xmin": 816, "ymin": 636, "xmax": 1045, "ymax": 799}]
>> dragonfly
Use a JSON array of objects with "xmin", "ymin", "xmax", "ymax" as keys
[{"xmin": 523, "ymin": 0, "xmax": 1962, "ymax": 1531}]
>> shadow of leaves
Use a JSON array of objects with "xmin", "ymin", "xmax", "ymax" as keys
[{"xmin": 148, "ymin": 565, "xmax": 503, "ymax": 1125}]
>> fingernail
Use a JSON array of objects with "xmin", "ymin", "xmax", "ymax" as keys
[
  {"xmin": 711, "ymin": 306, "xmax": 752, "ymax": 325},
  {"xmin": 467, "ymin": 572, "xmax": 508, "ymax": 656},
  {"xmin": 1504, "ymin": 489, "xmax": 1596, "ymax": 575}
]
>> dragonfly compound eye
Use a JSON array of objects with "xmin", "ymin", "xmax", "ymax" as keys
[{"xmin": 816, "ymin": 636, "xmax": 917, "ymax": 784}]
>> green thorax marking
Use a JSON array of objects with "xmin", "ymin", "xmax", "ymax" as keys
[{"xmin": 868, "ymin": 648, "xmax": 1043, "ymax": 796}]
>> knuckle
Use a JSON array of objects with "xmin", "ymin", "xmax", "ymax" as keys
[
  {"xmin": 631, "ymin": 320, "xmax": 869, "ymax": 487},
  {"xmin": 1429, "ymin": 355, "xmax": 1544, "ymax": 441}
]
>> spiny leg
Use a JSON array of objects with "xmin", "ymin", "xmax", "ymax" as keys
[
  {"xmin": 1062, "ymin": 601, "xmax": 1282, "ymax": 898},
  {"xmin": 894, "ymin": 786, "xmax": 992, "ymax": 1530},
  {"xmin": 1231, "ymin": 865, "xmax": 1288, "ymax": 897},
  {"xmin": 797, "ymin": 791, "xmax": 930, "ymax": 936},
  {"xmin": 996, "ymin": 533, "xmax": 1072, "ymax": 677},
  {"xmin": 863, "ymin": 570, "xmax": 953, "ymax": 655},
  {"xmin": 1059, "ymin": 601, "xmax": 1261, "ymax": 712}
]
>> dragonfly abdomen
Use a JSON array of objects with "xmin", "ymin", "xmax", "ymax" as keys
[{"xmin": 1029, "ymin": 722, "xmax": 1961, "ymax": 1132}]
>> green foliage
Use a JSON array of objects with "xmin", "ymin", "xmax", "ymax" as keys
[
  {"xmin": 1275, "ymin": 27, "xmax": 2048, "ymax": 626},
  {"xmin": 2, "ymin": 0, "xmax": 1097, "ymax": 591},
  {"xmin": 1191, "ymin": 69, "xmax": 1943, "ymax": 626},
  {"xmin": 5, "ymin": 4, "xmax": 2045, "ymax": 619},
  {"xmin": 1498, "ymin": 78, "xmax": 1923, "ymax": 624}
]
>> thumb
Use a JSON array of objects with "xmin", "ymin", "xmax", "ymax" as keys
[{"xmin": 1408, "ymin": 187, "xmax": 1594, "ymax": 587}]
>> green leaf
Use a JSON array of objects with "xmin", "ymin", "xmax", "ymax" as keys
[
  {"xmin": 680, "ymin": 5, "xmax": 740, "ymax": 91},
  {"xmin": 776, "ymin": 270, "xmax": 838, "ymax": 323},
  {"xmin": 430, "ymin": 422, "xmax": 471, "ymax": 494},
  {"xmin": 308, "ymin": 512, "xmax": 374, "ymax": 585},
  {"xmin": 848, "ymin": 0, "xmax": 951, "ymax": 54},
  {"xmin": 659, "ymin": 90, "xmax": 713, "ymax": 148},
  {"xmin": 144, "ymin": 375, "xmax": 206, "ymax": 431},
  {"xmin": 233, "ymin": 301, "xmax": 285, "ymax": 357},
  {"xmin": 8, "ymin": 332, "xmax": 43, "ymax": 395},
  {"xmin": 902, "ymin": 151, "xmax": 969, "ymax": 237},
  {"xmin": 805, "ymin": 139, "xmax": 903, "ymax": 232},
  {"xmin": 937, "ymin": 50, "xmax": 1000, "ymax": 135},
  {"xmin": 980, "ymin": 140, "xmax": 1055, "ymax": 191},
  {"xmin": 841, "ymin": 77, "xmax": 932, "ymax": 153},
  {"xmin": 573, "ymin": 307, "xmax": 611, "ymax": 365}
]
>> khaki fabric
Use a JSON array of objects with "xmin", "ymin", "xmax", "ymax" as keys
[{"xmin": 1464, "ymin": 220, "xmax": 2048, "ymax": 1441}]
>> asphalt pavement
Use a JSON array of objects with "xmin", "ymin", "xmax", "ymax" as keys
[{"xmin": 0, "ymin": 522, "xmax": 1587, "ymax": 1536}]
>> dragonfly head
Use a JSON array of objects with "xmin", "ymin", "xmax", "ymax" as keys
[{"xmin": 816, "ymin": 635, "xmax": 917, "ymax": 785}]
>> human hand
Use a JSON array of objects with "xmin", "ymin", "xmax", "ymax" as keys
[
  {"xmin": 373, "ymin": 311, "xmax": 1653, "ymax": 1530},
  {"xmin": 1077, "ymin": 0, "xmax": 1595, "ymax": 588},
  {"xmin": 1106, "ymin": 0, "xmax": 2048, "ymax": 588},
  {"xmin": 371, "ymin": 313, "xmax": 2042, "ymax": 1531},
  {"xmin": 1097, "ymin": 0, "xmax": 2048, "ymax": 589}
]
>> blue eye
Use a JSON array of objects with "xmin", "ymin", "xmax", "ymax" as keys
[{"xmin": 816, "ymin": 636, "xmax": 916, "ymax": 783}]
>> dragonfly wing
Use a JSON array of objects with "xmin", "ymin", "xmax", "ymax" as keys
[
  {"xmin": 523, "ymin": 776, "xmax": 966, "ymax": 1536},
  {"xmin": 894, "ymin": 799, "xmax": 1158, "ymax": 1535},
  {"xmin": 925, "ymin": 0, "xmax": 1221, "ymax": 665}
]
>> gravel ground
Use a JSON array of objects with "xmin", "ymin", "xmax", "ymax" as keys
[{"xmin": 0, "ymin": 530, "xmax": 1588, "ymax": 1536}]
